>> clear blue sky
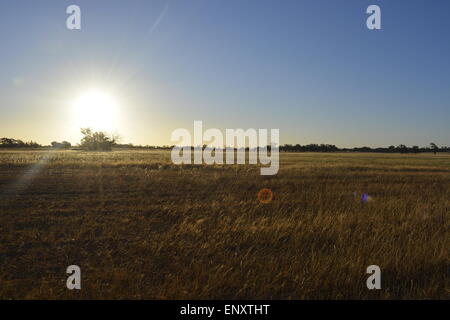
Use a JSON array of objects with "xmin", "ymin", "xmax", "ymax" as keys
[{"xmin": 0, "ymin": 0, "xmax": 449, "ymax": 147}]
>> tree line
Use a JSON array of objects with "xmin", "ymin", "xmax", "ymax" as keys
[
  {"xmin": 116, "ymin": 142, "xmax": 450, "ymax": 154},
  {"xmin": 0, "ymin": 129, "xmax": 118, "ymax": 151},
  {"xmin": 1, "ymin": 132, "xmax": 448, "ymax": 154},
  {"xmin": 278, "ymin": 143, "xmax": 449, "ymax": 154},
  {"xmin": 0, "ymin": 138, "xmax": 40, "ymax": 148}
]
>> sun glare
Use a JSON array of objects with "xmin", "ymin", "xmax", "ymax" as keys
[{"xmin": 72, "ymin": 90, "xmax": 119, "ymax": 132}]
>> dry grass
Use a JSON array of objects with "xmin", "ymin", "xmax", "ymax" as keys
[{"xmin": 0, "ymin": 150, "xmax": 448, "ymax": 299}]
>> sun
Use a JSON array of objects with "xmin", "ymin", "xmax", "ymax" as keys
[{"xmin": 72, "ymin": 90, "xmax": 119, "ymax": 132}]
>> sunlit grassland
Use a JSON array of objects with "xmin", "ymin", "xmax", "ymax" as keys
[{"xmin": 0, "ymin": 150, "xmax": 448, "ymax": 299}]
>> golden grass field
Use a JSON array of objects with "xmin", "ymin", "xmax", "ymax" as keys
[{"xmin": 0, "ymin": 150, "xmax": 448, "ymax": 299}]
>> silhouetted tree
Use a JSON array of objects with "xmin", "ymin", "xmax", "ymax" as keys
[
  {"xmin": 397, "ymin": 144, "xmax": 407, "ymax": 154},
  {"xmin": 430, "ymin": 142, "xmax": 438, "ymax": 155}
]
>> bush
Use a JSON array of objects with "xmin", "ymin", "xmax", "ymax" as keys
[{"xmin": 51, "ymin": 141, "xmax": 72, "ymax": 149}]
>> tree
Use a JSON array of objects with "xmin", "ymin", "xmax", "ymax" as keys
[
  {"xmin": 79, "ymin": 128, "xmax": 118, "ymax": 151},
  {"xmin": 430, "ymin": 142, "xmax": 438, "ymax": 155},
  {"xmin": 397, "ymin": 144, "xmax": 407, "ymax": 154},
  {"xmin": 0, "ymin": 138, "xmax": 14, "ymax": 146},
  {"xmin": 62, "ymin": 141, "xmax": 72, "ymax": 149}
]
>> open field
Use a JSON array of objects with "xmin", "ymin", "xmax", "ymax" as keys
[{"xmin": 0, "ymin": 150, "xmax": 448, "ymax": 299}]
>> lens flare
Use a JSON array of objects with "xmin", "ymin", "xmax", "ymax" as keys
[{"xmin": 258, "ymin": 188, "xmax": 273, "ymax": 204}]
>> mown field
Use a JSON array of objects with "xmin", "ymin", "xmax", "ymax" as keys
[{"xmin": 0, "ymin": 150, "xmax": 448, "ymax": 299}]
